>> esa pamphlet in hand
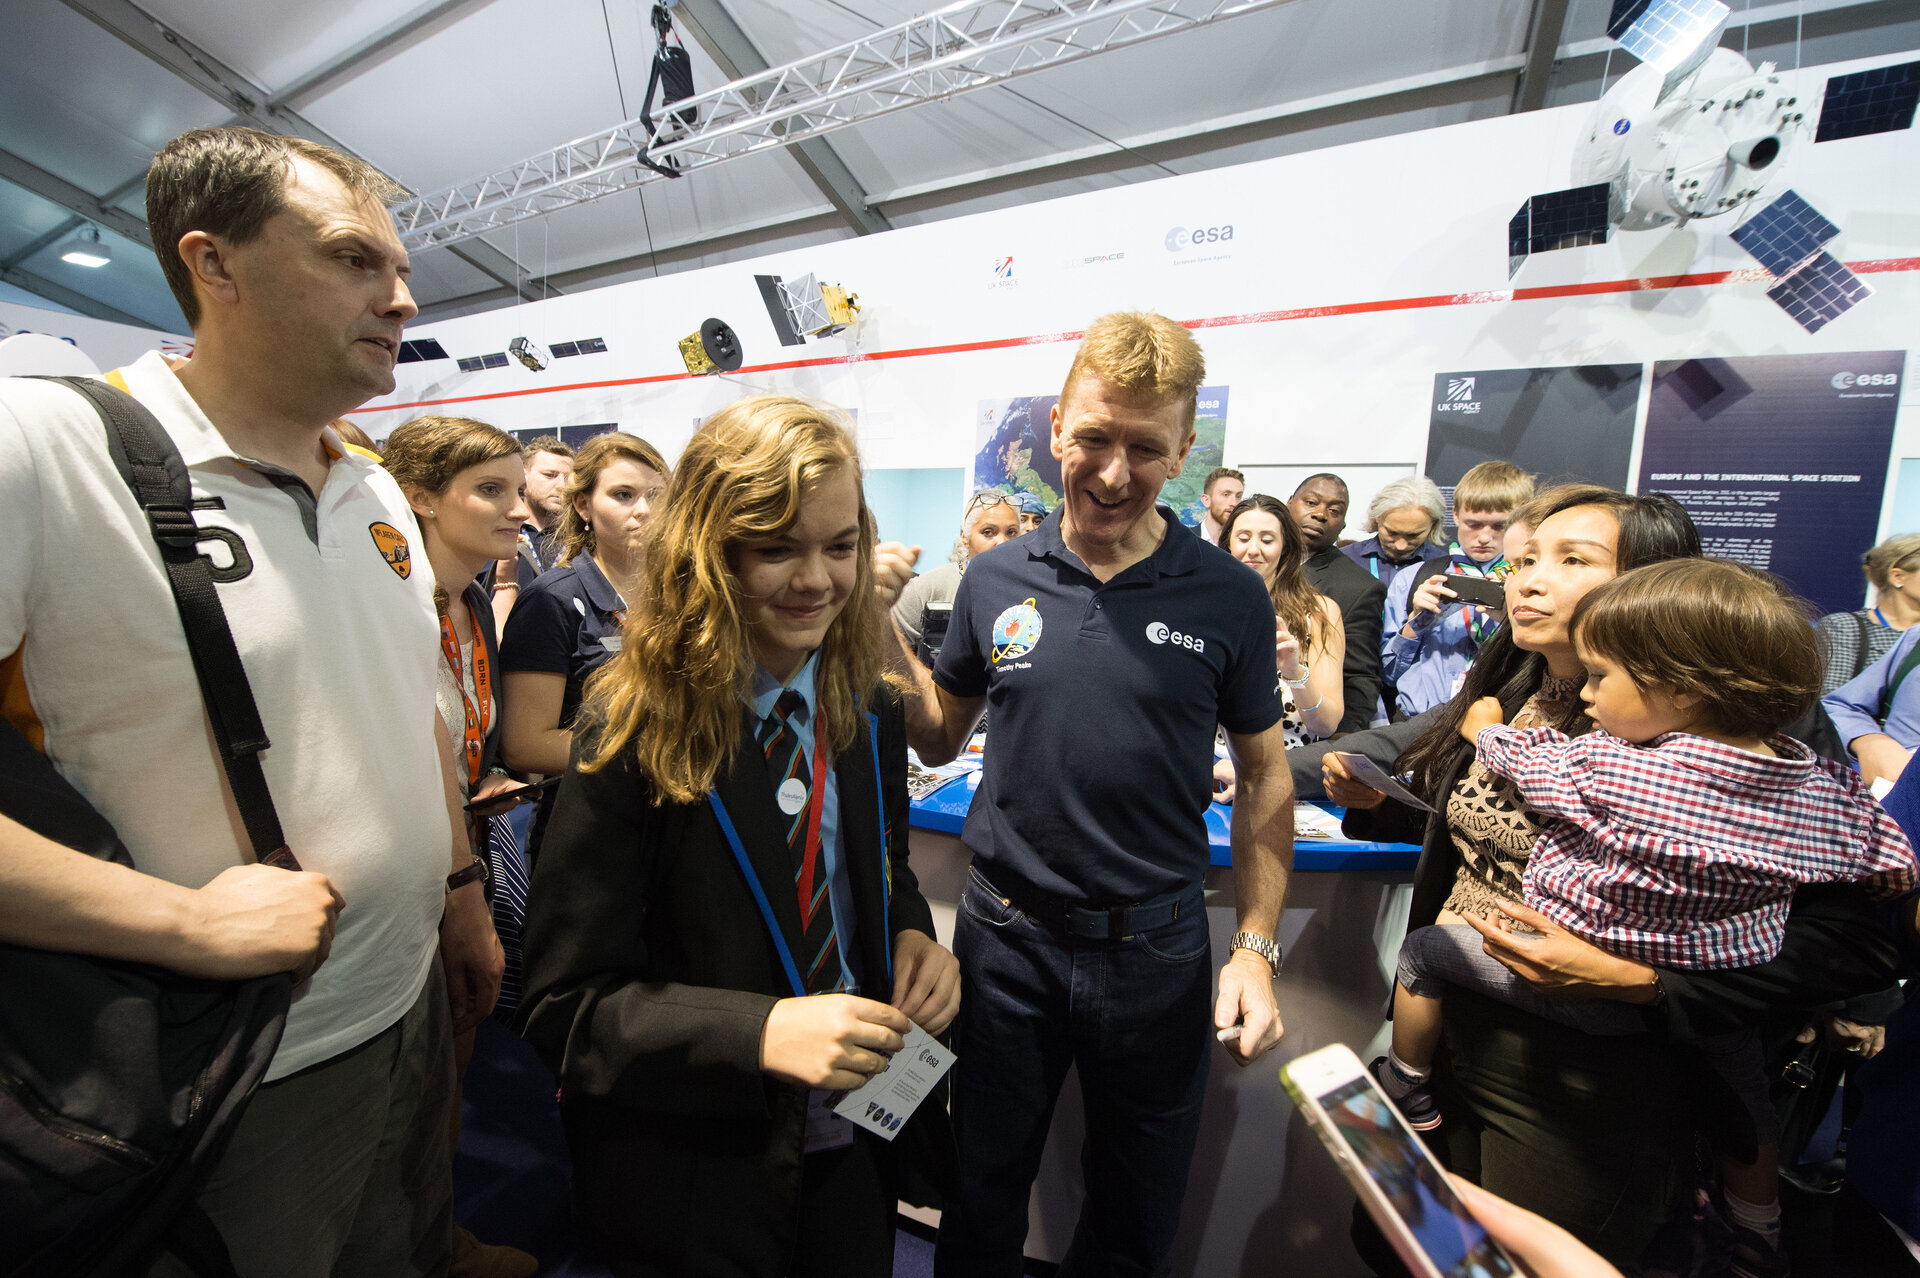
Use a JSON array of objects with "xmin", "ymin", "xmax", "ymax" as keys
[
  {"xmin": 1331, "ymin": 752, "xmax": 1435, "ymax": 813},
  {"xmin": 830, "ymin": 1024, "xmax": 956, "ymax": 1141}
]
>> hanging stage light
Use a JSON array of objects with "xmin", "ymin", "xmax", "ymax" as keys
[
  {"xmin": 640, "ymin": 2, "xmax": 698, "ymax": 178},
  {"xmin": 678, "ymin": 318, "xmax": 743, "ymax": 375}
]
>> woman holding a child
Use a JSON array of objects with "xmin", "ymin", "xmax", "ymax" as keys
[{"xmin": 1323, "ymin": 484, "xmax": 1908, "ymax": 1277}]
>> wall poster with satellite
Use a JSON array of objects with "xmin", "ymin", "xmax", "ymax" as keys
[{"xmin": 972, "ymin": 386, "xmax": 1229, "ymax": 526}]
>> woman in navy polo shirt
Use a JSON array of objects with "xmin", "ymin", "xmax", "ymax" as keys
[{"xmin": 500, "ymin": 430, "xmax": 669, "ymax": 855}]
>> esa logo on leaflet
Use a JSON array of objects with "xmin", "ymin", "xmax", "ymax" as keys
[{"xmin": 1146, "ymin": 621, "xmax": 1205, "ymax": 653}]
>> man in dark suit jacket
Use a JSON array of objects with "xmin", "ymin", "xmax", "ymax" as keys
[{"xmin": 1290, "ymin": 474, "xmax": 1386, "ymax": 735}]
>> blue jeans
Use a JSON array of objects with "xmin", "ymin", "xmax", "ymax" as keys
[{"xmin": 934, "ymin": 867, "xmax": 1212, "ymax": 1278}]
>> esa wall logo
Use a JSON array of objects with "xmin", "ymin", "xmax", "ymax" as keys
[{"xmin": 1163, "ymin": 223, "xmax": 1236, "ymax": 262}]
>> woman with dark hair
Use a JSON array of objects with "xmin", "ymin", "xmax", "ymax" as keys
[
  {"xmin": 1319, "ymin": 485, "xmax": 1900, "ymax": 1272},
  {"xmin": 1218, "ymin": 494, "xmax": 1344, "ymax": 741}
]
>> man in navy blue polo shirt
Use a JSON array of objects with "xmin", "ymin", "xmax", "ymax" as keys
[{"xmin": 879, "ymin": 311, "xmax": 1295, "ymax": 1277}]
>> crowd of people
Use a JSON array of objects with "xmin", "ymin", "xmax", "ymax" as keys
[{"xmin": 2, "ymin": 123, "xmax": 1917, "ymax": 1278}]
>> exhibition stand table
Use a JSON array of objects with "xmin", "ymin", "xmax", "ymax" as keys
[{"xmin": 903, "ymin": 752, "xmax": 1421, "ymax": 1275}]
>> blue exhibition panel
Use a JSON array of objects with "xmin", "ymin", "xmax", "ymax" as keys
[{"xmin": 907, "ymin": 773, "xmax": 1420, "ymax": 873}]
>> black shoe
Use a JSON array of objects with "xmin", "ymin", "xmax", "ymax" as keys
[{"xmin": 1370, "ymin": 1055, "xmax": 1441, "ymax": 1131}]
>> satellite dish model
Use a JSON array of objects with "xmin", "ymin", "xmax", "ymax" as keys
[{"xmin": 1508, "ymin": 0, "xmax": 1920, "ymax": 332}]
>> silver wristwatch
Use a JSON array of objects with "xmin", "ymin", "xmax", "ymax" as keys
[{"xmin": 1229, "ymin": 930, "xmax": 1283, "ymax": 971}]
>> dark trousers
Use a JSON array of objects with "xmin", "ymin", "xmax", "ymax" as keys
[
  {"xmin": 934, "ymin": 868, "xmax": 1212, "ymax": 1278},
  {"xmin": 791, "ymin": 1135, "xmax": 894, "ymax": 1278}
]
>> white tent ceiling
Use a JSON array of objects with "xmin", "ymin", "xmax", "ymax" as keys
[{"xmin": 3, "ymin": 0, "xmax": 1916, "ymax": 332}]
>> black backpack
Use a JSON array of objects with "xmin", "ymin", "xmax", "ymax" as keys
[{"xmin": 0, "ymin": 377, "xmax": 301, "ymax": 1275}]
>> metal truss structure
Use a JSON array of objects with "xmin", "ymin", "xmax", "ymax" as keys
[{"xmin": 393, "ymin": 0, "xmax": 1298, "ymax": 251}]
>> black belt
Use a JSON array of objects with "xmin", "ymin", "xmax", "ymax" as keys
[{"xmin": 971, "ymin": 865, "xmax": 1198, "ymax": 941}]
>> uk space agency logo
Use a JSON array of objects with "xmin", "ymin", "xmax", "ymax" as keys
[
  {"xmin": 991, "ymin": 598, "xmax": 1043, "ymax": 662},
  {"xmin": 1438, "ymin": 377, "xmax": 1481, "ymax": 415}
]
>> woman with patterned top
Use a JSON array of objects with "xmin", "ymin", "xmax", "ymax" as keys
[
  {"xmin": 1815, "ymin": 532, "xmax": 1920, "ymax": 693},
  {"xmin": 1323, "ymin": 485, "xmax": 1904, "ymax": 1273},
  {"xmin": 1377, "ymin": 557, "xmax": 1914, "ymax": 1278}
]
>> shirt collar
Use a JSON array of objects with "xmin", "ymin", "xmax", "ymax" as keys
[
  {"xmin": 1025, "ymin": 504, "xmax": 1202, "ymax": 580},
  {"xmin": 749, "ymin": 649, "xmax": 821, "ymax": 723},
  {"xmin": 112, "ymin": 351, "xmax": 383, "ymax": 487},
  {"xmin": 572, "ymin": 552, "xmax": 627, "ymax": 613}
]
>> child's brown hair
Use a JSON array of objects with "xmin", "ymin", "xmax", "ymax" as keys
[{"xmin": 1571, "ymin": 558, "xmax": 1821, "ymax": 739}]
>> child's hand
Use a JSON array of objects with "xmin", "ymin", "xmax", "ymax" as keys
[{"xmin": 1459, "ymin": 696, "xmax": 1504, "ymax": 743}]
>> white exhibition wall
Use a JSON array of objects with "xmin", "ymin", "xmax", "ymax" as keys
[
  {"xmin": 356, "ymin": 49, "xmax": 1920, "ymax": 554},
  {"xmin": 0, "ymin": 301, "xmax": 190, "ymax": 375}
]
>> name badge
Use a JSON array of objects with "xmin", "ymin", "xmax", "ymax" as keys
[
  {"xmin": 805, "ymin": 1088, "xmax": 855, "ymax": 1153},
  {"xmin": 830, "ymin": 1025, "xmax": 956, "ymax": 1142},
  {"xmin": 776, "ymin": 776, "xmax": 808, "ymax": 815},
  {"xmin": 600, "ymin": 634, "xmax": 622, "ymax": 653}
]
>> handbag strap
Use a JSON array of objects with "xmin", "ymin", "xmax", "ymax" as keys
[
  {"xmin": 1879, "ymin": 632, "xmax": 1920, "ymax": 726},
  {"xmin": 1853, "ymin": 609, "xmax": 1873, "ymax": 680},
  {"xmin": 38, "ymin": 376, "xmax": 298, "ymax": 871}
]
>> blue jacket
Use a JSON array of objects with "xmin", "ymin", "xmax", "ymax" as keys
[{"xmin": 1823, "ymin": 625, "xmax": 1920, "ymax": 751}]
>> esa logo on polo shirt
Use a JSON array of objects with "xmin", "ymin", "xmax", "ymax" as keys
[{"xmin": 1145, "ymin": 621, "xmax": 1205, "ymax": 653}]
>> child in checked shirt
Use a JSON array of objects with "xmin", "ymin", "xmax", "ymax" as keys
[{"xmin": 1373, "ymin": 558, "xmax": 1916, "ymax": 1276}]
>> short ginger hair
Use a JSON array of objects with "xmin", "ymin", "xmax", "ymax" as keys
[{"xmin": 1059, "ymin": 311, "xmax": 1206, "ymax": 431}]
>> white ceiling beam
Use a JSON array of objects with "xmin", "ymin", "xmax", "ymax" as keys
[
  {"xmin": 0, "ymin": 146, "xmax": 150, "ymax": 244},
  {"xmin": 57, "ymin": 0, "xmax": 552, "ymax": 299},
  {"xmin": 673, "ymin": 0, "xmax": 892, "ymax": 236},
  {"xmin": 0, "ymin": 263, "xmax": 166, "ymax": 327},
  {"xmin": 267, "ymin": 0, "xmax": 496, "ymax": 109},
  {"xmin": 1510, "ymin": 0, "xmax": 1571, "ymax": 113},
  {"xmin": 390, "ymin": 0, "xmax": 1308, "ymax": 251}
]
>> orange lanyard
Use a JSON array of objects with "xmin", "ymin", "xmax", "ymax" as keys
[{"xmin": 438, "ymin": 607, "xmax": 491, "ymax": 786}]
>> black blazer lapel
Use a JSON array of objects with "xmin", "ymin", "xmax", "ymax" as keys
[
  {"xmin": 709, "ymin": 748, "xmax": 811, "ymax": 983},
  {"xmin": 836, "ymin": 708, "xmax": 894, "ymax": 995}
]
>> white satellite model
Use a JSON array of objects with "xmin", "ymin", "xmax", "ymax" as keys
[{"xmin": 1508, "ymin": 0, "xmax": 1920, "ymax": 332}]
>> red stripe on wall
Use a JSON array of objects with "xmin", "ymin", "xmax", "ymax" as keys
[{"xmin": 350, "ymin": 256, "xmax": 1920, "ymax": 414}]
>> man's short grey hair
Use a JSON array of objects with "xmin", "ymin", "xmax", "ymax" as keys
[{"xmin": 1364, "ymin": 476, "xmax": 1447, "ymax": 542}]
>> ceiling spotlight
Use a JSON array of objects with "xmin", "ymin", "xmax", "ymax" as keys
[
  {"xmin": 754, "ymin": 272, "xmax": 862, "ymax": 347},
  {"xmin": 678, "ymin": 318, "xmax": 743, "ymax": 375},
  {"xmin": 59, "ymin": 226, "xmax": 111, "ymax": 268},
  {"xmin": 508, "ymin": 337, "xmax": 547, "ymax": 372}
]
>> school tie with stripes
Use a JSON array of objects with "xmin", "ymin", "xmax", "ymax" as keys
[{"xmin": 759, "ymin": 690, "xmax": 844, "ymax": 994}]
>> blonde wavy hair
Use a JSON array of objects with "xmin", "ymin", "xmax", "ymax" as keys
[
  {"xmin": 577, "ymin": 395, "xmax": 884, "ymax": 803},
  {"xmin": 554, "ymin": 431, "xmax": 671, "ymax": 566}
]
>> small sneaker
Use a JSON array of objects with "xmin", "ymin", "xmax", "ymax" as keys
[
  {"xmin": 1724, "ymin": 1221, "xmax": 1788, "ymax": 1278},
  {"xmin": 1369, "ymin": 1054, "xmax": 1441, "ymax": 1131}
]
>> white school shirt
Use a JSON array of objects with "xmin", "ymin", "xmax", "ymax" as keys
[{"xmin": 0, "ymin": 353, "xmax": 450, "ymax": 1080}]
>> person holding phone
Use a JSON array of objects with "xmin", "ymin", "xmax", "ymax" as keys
[
  {"xmin": 1382, "ymin": 462, "xmax": 1534, "ymax": 719},
  {"xmin": 515, "ymin": 396, "xmax": 959, "ymax": 1277},
  {"xmin": 498, "ymin": 430, "xmax": 669, "ymax": 858}
]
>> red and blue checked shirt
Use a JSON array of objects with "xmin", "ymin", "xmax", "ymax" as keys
[{"xmin": 1475, "ymin": 724, "xmax": 1917, "ymax": 970}]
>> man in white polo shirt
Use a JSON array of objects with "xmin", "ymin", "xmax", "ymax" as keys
[{"xmin": 0, "ymin": 126, "xmax": 501, "ymax": 1275}]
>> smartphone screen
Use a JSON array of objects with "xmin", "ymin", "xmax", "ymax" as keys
[
  {"xmin": 1444, "ymin": 575, "xmax": 1506, "ymax": 610},
  {"xmin": 1318, "ymin": 1076, "xmax": 1516, "ymax": 1278}
]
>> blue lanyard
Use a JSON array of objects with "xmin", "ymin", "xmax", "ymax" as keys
[{"xmin": 706, "ymin": 710, "xmax": 891, "ymax": 998}]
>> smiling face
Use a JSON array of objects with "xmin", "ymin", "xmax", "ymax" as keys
[
  {"xmin": 964, "ymin": 500, "xmax": 1019, "ymax": 559},
  {"xmin": 576, "ymin": 457, "xmax": 665, "ymax": 566},
  {"xmin": 421, "ymin": 454, "xmax": 529, "ymax": 577},
  {"xmin": 1504, "ymin": 505, "xmax": 1620, "ymax": 663},
  {"xmin": 736, "ymin": 465, "xmax": 862, "ymax": 682},
  {"xmin": 1227, "ymin": 509, "xmax": 1286, "ymax": 586},
  {"xmin": 209, "ymin": 156, "xmax": 418, "ymax": 416},
  {"xmin": 1574, "ymin": 643, "xmax": 1699, "ymax": 743},
  {"xmin": 1049, "ymin": 376, "xmax": 1194, "ymax": 554},
  {"xmin": 1288, "ymin": 478, "xmax": 1348, "ymax": 552},
  {"xmin": 1376, "ymin": 506, "xmax": 1435, "ymax": 560}
]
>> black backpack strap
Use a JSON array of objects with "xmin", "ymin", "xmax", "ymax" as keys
[
  {"xmin": 38, "ymin": 376, "xmax": 298, "ymax": 871},
  {"xmin": 1854, "ymin": 610, "xmax": 1872, "ymax": 682}
]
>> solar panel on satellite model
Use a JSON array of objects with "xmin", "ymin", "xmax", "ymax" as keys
[
  {"xmin": 1608, "ymin": 0, "xmax": 1729, "ymax": 71},
  {"xmin": 1816, "ymin": 60, "xmax": 1920, "ymax": 142},
  {"xmin": 481, "ymin": 353, "xmax": 508, "ymax": 369},
  {"xmin": 577, "ymin": 337, "xmax": 607, "ymax": 354},
  {"xmin": 456, "ymin": 356, "xmax": 484, "ymax": 373},
  {"xmin": 396, "ymin": 338, "xmax": 450, "ymax": 363},
  {"xmin": 549, "ymin": 342, "xmax": 580, "ymax": 358},
  {"xmin": 1508, "ymin": 182, "xmax": 1613, "ymax": 274},
  {"xmin": 1728, "ymin": 190, "xmax": 1840, "ymax": 277},
  {"xmin": 1765, "ymin": 252, "xmax": 1872, "ymax": 333}
]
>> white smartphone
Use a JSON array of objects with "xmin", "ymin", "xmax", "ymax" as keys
[{"xmin": 1280, "ymin": 1044, "xmax": 1519, "ymax": 1278}]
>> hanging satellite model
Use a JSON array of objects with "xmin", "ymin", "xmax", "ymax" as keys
[
  {"xmin": 678, "ymin": 318, "xmax": 744, "ymax": 375},
  {"xmin": 755, "ymin": 272, "xmax": 863, "ymax": 347},
  {"xmin": 508, "ymin": 337, "xmax": 548, "ymax": 372},
  {"xmin": 1508, "ymin": 0, "xmax": 1920, "ymax": 332}
]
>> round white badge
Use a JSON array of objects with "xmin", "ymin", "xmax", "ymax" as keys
[{"xmin": 777, "ymin": 776, "xmax": 809, "ymax": 815}]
